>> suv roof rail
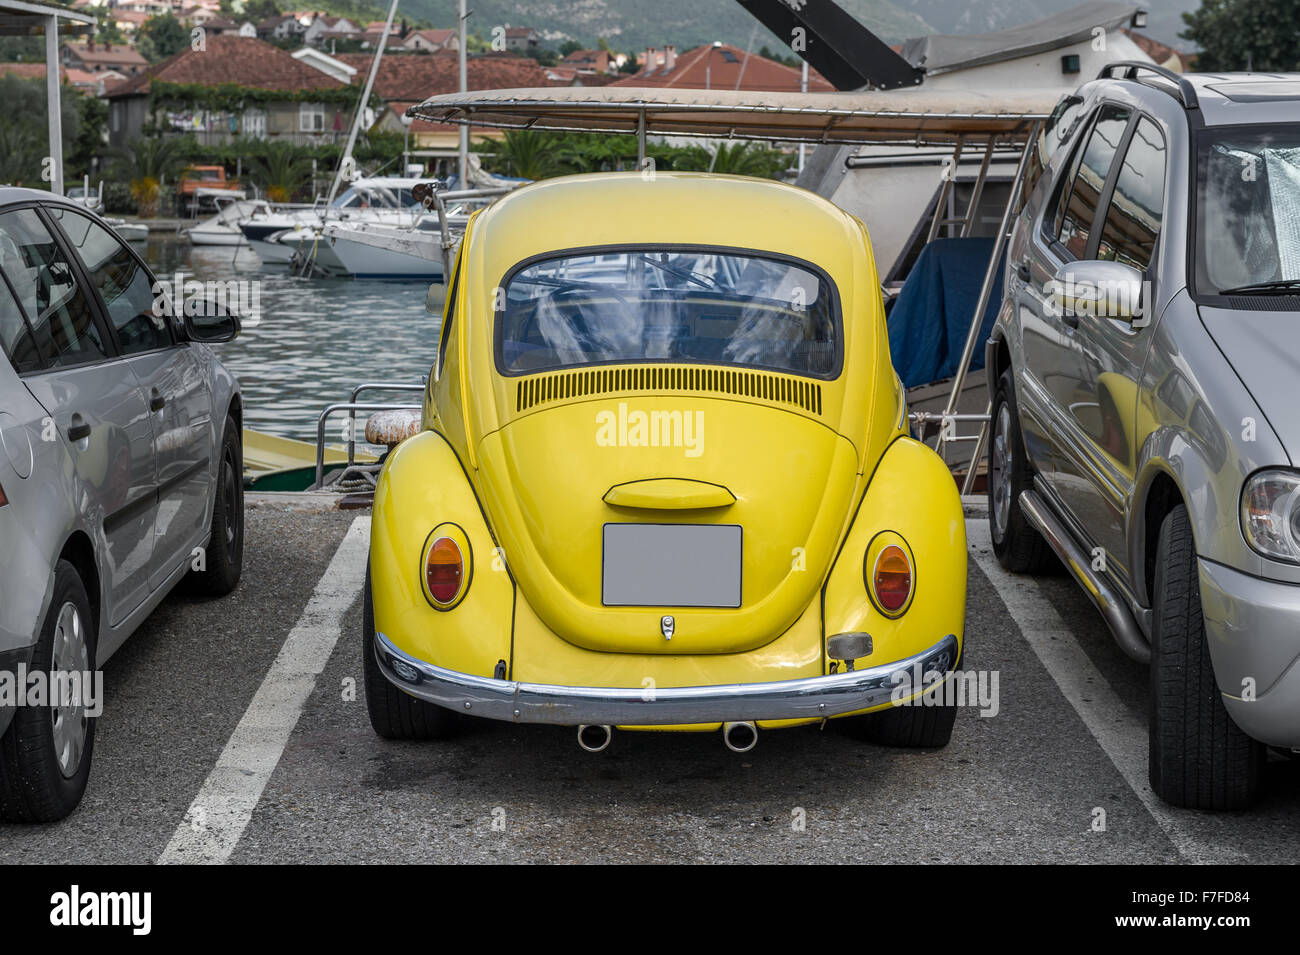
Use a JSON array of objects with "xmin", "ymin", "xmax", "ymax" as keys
[{"xmin": 1097, "ymin": 60, "xmax": 1200, "ymax": 111}]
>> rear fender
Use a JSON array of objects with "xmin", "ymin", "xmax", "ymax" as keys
[
  {"xmin": 823, "ymin": 437, "xmax": 966, "ymax": 671},
  {"xmin": 370, "ymin": 430, "xmax": 513, "ymax": 678}
]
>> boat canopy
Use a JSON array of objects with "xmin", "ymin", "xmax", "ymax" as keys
[{"xmin": 406, "ymin": 86, "xmax": 1061, "ymax": 149}]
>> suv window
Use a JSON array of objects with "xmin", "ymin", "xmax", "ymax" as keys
[
  {"xmin": 50, "ymin": 207, "xmax": 170, "ymax": 354},
  {"xmin": 0, "ymin": 208, "xmax": 108, "ymax": 368},
  {"xmin": 1054, "ymin": 105, "xmax": 1131, "ymax": 259},
  {"xmin": 1195, "ymin": 124, "xmax": 1300, "ymax": 294},
  {"xmin": 1097, "ymin": 117, "xmax": 1167, "ymax": 271}
]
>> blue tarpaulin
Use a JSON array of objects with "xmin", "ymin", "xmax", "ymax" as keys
[{"xmin": 886, "ymin": 237, "xmax": 1005, "ymax": 389}]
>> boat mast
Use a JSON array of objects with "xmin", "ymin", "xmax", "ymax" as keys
[
  {"xmin": 327, "ymin": 0, "xmax": 400, "ymax": 204},
  {"xmin": 457, "ymin": 0, "xmax": 468, "ymax": 189}
]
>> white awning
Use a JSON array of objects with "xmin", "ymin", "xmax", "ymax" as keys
[{"xmin": 407, "ymin": 86, "xmax": 1061, "ymax": 148}]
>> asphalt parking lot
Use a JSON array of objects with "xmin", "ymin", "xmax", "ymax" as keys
[{"xmin": 4, "ymin": 497, "xmax": 1299, "ymax": 864}]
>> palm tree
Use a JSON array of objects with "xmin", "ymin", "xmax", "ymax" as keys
[
  {"xmin": 491, "ymin": 130, "xmax": 563, "ymax": 181},
  {"xmin": 708, "ymin": 141, "xmax": 780, "ymax": 178},
  {"xmin": 244, "ymin": 141, "xmax": 313, "ymax": 203},
  {"xmin": 111, "ymin": 136, "xmax": 185, "ymax": 218}
]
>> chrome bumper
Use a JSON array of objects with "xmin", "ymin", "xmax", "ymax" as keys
[{"xmin": 374, "ymin": 631, "xmax": 959, "ymax": 726}]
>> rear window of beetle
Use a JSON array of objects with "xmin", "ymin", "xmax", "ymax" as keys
[{"xmin": 497, "ymin": 247, "xmax": 841, "ymax": 379}]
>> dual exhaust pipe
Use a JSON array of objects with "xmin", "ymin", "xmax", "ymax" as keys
[{"xmin": 576, "ymin": 721, "xmax": 758, "ymax": 753}]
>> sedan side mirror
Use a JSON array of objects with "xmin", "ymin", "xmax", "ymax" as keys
[
  {"xmin": 182, "ymin": 296, "xmax": 241, "ymax": 343},
  {"xmin": 425, "ymin": 281, "xmax": 446, "ymax": 315},
  {"xmin": 1049, "ymin": 260, "xmax": 1146, "ymax": 325}
]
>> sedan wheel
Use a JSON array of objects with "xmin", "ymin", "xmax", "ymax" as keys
[
  {"xmin": 50, "ymin": 601, "xmax": 90, "ymax": 778},
  {"xmin": 0, "ymin": 560, "xmax": 97, "ymax": 822}
]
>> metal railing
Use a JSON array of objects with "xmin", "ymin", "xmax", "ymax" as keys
[{"xmin": 314, "ymin": 386, "xmax": 425, "ymax": 490}]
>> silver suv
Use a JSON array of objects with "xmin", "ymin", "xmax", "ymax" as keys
[
  {"xmin": 0, "ymin": 189, "xmax": 244, "ymax": 821},
  {"xmin": 988, "ymin": 65, "xmax": 1300, "ymax": 810}
]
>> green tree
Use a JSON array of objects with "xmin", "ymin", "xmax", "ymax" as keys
[
  {"xmin": 242, "ymin": 0, "xmax": 281, "ymax": 23},
  {"xmin": 137, "ymin": 13, "xmax": 190, "ymax": 63},
  {"xmin": 706, "ymin": 141, "xmax": 787, "ymax": 177},
  {"xmin": 1181, "ymin": 0, "xmax": 1300, "ymax": 71},
  {"xmin": 110, "ymin": 136, "xmax": 185, "ymax": 217},
  {"xmin": 559, "ymin": 39, "xmax": 583, "ymax": 57},
  {"xmin": 487, "ymin": 130, "xmax": 563, "ymax": 180},
  {"xmin": 98, "ymin": 19, "xmax": 127, "ymax": 46},
  {"xmin": 244, "ymin": 140, "xmax": 313, "ymax": 202},
  {"xmin": 0, "ymin": 75, "xmax": 86, "ymax": 186}
]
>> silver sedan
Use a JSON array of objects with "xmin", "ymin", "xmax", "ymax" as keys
[{"xmin": 0, "ymin": 188, "xmax": 244, "ymax": 822}]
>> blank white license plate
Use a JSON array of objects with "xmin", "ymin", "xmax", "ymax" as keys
[{"xmin": 602, "ymin": 523, "xmax": 742, "ymax": 608}]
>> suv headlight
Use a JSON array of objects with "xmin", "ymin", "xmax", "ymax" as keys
[{"xmin": 1241, "ymin": 470, "xmax": 1300, "ymax": 563}]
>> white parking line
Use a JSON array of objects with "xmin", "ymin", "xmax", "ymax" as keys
[
  {"xmin": 157, "ymin": 516, "xmax": 371, "ymax": 865},
  {"xmin": 965, "ymin": 519, "xmax": 1244, "ymax": 864}
]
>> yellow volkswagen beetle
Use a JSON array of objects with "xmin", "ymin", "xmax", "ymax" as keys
[{"xmin": 364, "ymin": 171, "xmax": 967, "ymax": 753}]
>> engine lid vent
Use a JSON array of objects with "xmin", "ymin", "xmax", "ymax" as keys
[{"xmin": 515, "ymin": 366, "xmax": 822, "ymax": 415}]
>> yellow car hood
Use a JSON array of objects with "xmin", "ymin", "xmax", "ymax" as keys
[{"xmin": 475, "ymin": 393, "xmax": 861, "ymax": 654}]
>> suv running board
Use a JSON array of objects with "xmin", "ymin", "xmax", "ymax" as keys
[{"xmin": 1018, "ymin": 489, "xmax": 1151, "ymax": 664}]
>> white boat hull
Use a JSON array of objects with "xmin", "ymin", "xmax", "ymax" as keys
[
  {"xmin": 187, "ymin": 227, "xmax": 245, "ymax": 246},
  {"xmin": 325, "ymin": 229, "xmax": 443, "ymax": 280}
]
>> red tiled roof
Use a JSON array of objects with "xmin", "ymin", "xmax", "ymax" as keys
[
  {"xmin": 105, "ymin": 35, "xmax": 346, "ymax": 97},
  {"xmin": 405, "ymin": 27, "xmax": 455, "ymax": 45},
  {"xmin": 561, "ymin": 49, "xmax": 610, "ymax": 71},
  {"xmin": 1, "ymin": 62, "xmax": 106, "ymax": 91},
  {"xmin": 2, "ymin": 62, "xmax": 57, "ymax": 81},
  {"xmin": 1123, "ymin": 30, "xmax": 1189, "ymax": 69},
  {"xmin": 614, "ymin": 44, "xmax": 833, "ymax": 93},
  {"xmin": 63, "ymin": 42, "xmax": 149, "ymax": 68},
  {"xmin": 334, "ymin": 50, "xmax": 547, "ymax": 102}
]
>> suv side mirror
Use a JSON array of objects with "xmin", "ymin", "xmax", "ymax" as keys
[
  {"xmin": 1050, "ymin": 260, "xmax": 1146, "ymax": 324},
  {"xmin": 182, "ymin": 296, "xmax": 241, "ymax": 343}
]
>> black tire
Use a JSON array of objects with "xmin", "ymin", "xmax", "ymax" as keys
[
  {"xmin": 362, "ymin": 570, "xmax": 458, "ymax": 740},
  {"xmin": 0, "ymin": 561, "xmax": 96, "ymax": 823},
  {"xmin": 190, "ymin": 417, "xmax": 243, "ymax": 597},
  {"xmin": 988, "ymin": 369, "xmax": 1055, "ymax": 573},
  {"xmin": 838, "ymin": 645, "xmax": 962, "ymax": 748},
  {"xmin": 1149, "ymin": 505, "xmax": 1263, "ymax": 809}
]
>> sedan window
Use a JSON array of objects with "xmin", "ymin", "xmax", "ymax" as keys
[
  {"xmin": 0, "ymin": 208, "xmax": 107, "ymax": 367},
  {"xmin": 50, "ymin": 207, "xmax": 170, "ymax": 354},
  {"xmin": 0, "ymin": 271, "xmax": 42, "ymax": 372}
]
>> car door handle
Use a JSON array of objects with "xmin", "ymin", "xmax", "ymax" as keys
[
  {"xmin": 149, "ymin": 389, "xmax": 165, "ymax": 412},
  {"xmin": 67, "ymin": 418, "xmax": 91, "ymax": 442},
  {"xmin": 1017, "ymin": 261, "xmax": 1032, "ymax": 283}
]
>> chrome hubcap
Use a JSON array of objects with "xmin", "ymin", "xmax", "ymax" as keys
[
  {"xmin": 50, "ymin": 601, "xmax": 90, "ymax": 778},
  {"xmin": 223, "ymin": 447, "xmax": 239, "ymax": 552},
  {"xmin": 991, "ymin": 403, "xmax": 1013, "ymax": 539}
]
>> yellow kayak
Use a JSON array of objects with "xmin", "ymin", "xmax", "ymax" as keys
[{"xmin": 242, "ymin": 428, "xmax": 376, "ymax": 491}]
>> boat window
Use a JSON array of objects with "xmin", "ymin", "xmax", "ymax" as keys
[
  {"xmin": 1096, "ymin": 117, "xmax": 1167, "ymax": 271},
  {"xmin": 0, "ymin": 208, "xmax": 108, "ymax": 368},
  {"xmin": 498, "ymin": 247, "xmax": 840, "ymax": 379}
]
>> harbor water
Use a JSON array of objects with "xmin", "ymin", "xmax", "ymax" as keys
[{"xmin": 145, "ymin": 237, "xmax": 441, "ymax": 442}]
